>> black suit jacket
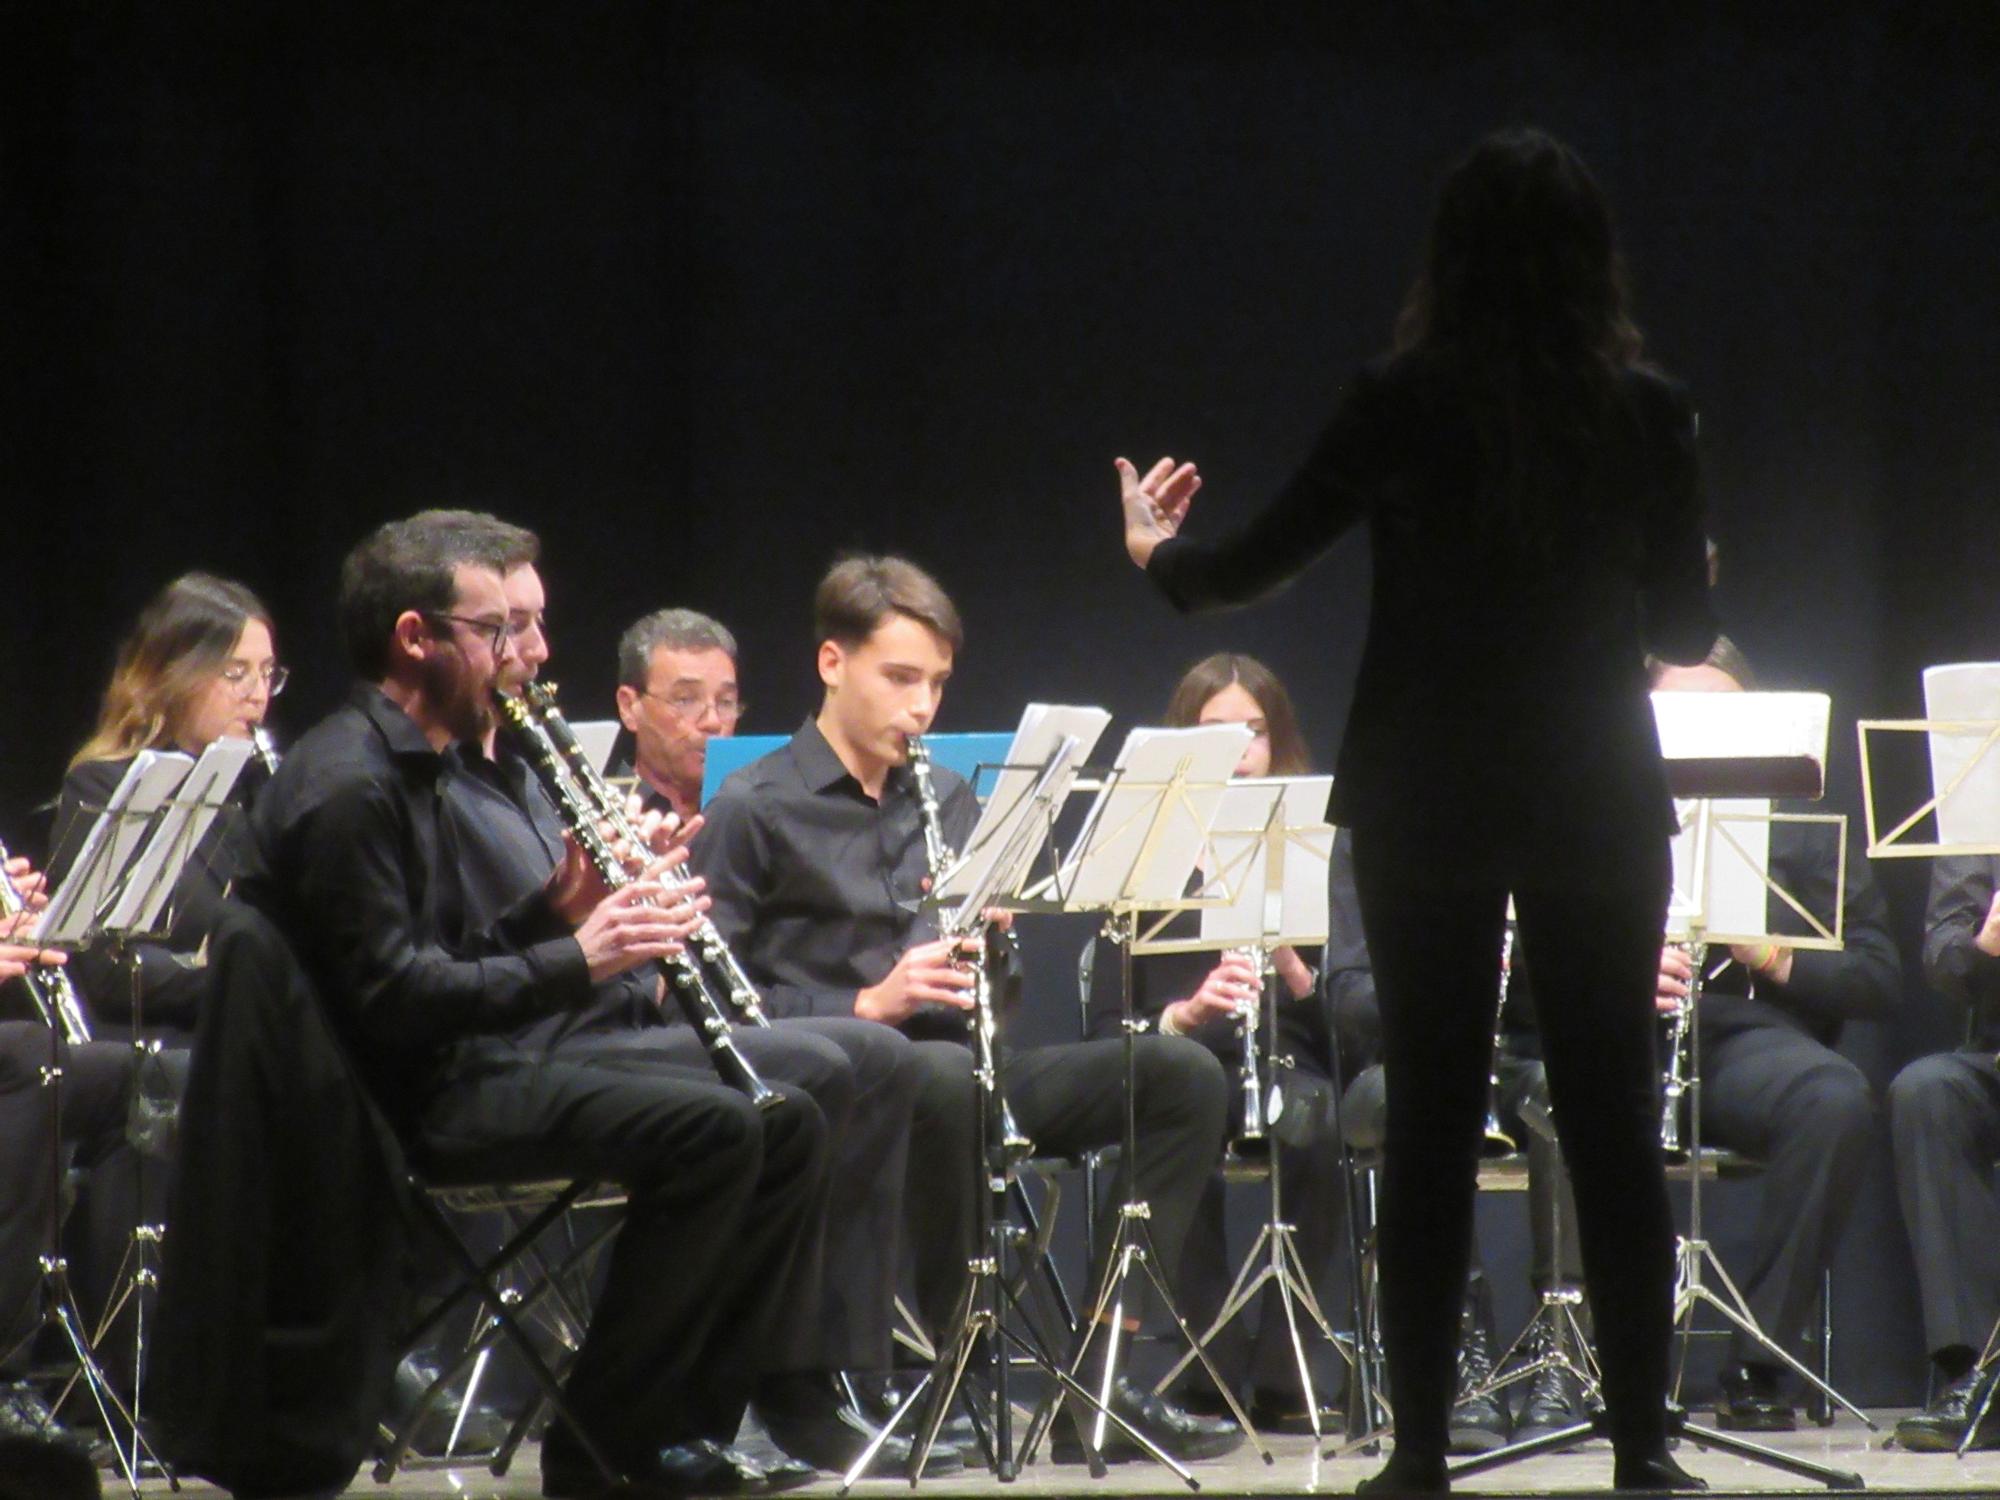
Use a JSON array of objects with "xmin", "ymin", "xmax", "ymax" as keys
[{"xmin": 1147, "ymin": 351, "xmax": 1717, "ymax": 878}]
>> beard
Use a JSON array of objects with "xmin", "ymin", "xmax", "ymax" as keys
[{"xmin": 418, "ymin": 648, "xmax": 495, "ymax": 744}]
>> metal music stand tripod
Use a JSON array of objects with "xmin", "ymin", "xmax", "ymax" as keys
[
  {"xmin": 1144, "ymin": 777, "xmax": 1348, "ymax": 1439},
  {"xmin": 839, "ymin": 731, "xmax": 1175, "ymax": 1488},
  {"xmin": 1013, "ymin": 730, "xmax": 1276, "ymax": 1482}
]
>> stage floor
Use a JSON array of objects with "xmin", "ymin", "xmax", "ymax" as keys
[{"xmin": 132, "ymin": 1415, "xmax": 2000, "ymax": 1498}]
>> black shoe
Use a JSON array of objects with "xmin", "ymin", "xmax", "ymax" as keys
[
  {"xmin": 849, "ymin": 1369, "xmax": 977, "ymax": 1453},
  {"xmin": 1512, "ymin": 1328, "xmax": 1588, "ymax": 1442},
  {"xmin": 1447, "ymin": 1308, "xmax": 1509, "ymax": 1453},
  {"xmin": 1711, "ymin": 1361, "xmax": 1795, "ymax": 1433},
  {"xmin": 1895, "ymin": 1365, "xmax": 2000, "ymax": 1452},
  {"xmin": 0, "ymin": 1380, "xmax": 96, "ymax": 1460},
  {"xmin": 1355, "ymin": 1450, "xmax": 1449, "ymax": 1493},
  {"xmin": 385, "ymin": 1354, "xmax": 514, "ymax": 1457},
  {"xmin": 1613, "ymin": 1450, "xmax": 1708, "ymax": 1491},
  {"xmin": 543, "ymin": 1437, "xmax": 802, "ymax": 1499},
  {"xmin": 756, "ymin": 1374, "xmax": 964, "ymax": 1475},
  {"xmin": 1247, "ymin": 1385, "xmax": 1341, "ymax": 1436},
  {"xmin": 1051, "ymin": 1376, "xmax": 1245, "ymax": 1464}
]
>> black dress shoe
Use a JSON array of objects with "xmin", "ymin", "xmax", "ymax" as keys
[
  {"xmin": 1613, "ymin": 1451, "xmax": 1708, "ymax": 1491},
  {"xmin": 1447, "ymin": 1321, "xmax": 1509, "ymax": 1453},
  {"xmin": 543, "ymin": 1437, "xmax": 792, "ymax": 1499},
  {"xmin": 1894, "ymin": 1365, "xmax": 2000, "ymax": 1452},
  {"xmin": 1247, "ymin": 1385, "xmax": 1341, "ymax": 1436},
  {"xmin": 756, "ymin": 1374, "xmax": 963, "ymax": 1475},
  {"xmin": 1051, "ymin": 1376, "xmax": 1245, "ymax": 1464},
  {"xmin": 1513, "ymin": 1342, "xmax": 1587, "ymax": 1443},
  {"xmin": 1711, "ymin": 1361, "xmax": 1795, "ymax": 1433},
  {"xmin": 1355, "ymin": 1450, "xmax": 1449, "ymax": 1493},
  {"xmin": 0, "ymin": 1380, "xmax": 97, "ymax": 1459}
]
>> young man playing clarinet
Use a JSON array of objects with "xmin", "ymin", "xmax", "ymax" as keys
[{"xmin": 692, "ymin": 554, "xmax": 1244, "ymax": 1464}]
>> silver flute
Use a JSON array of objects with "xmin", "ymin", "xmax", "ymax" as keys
[
  {"xmin": 521, "ymin": 680, "xmax": 769, "ymax": 1028},
  {"xmin": 909, "ymin": 734, "xmax": 1033, "ymax": 1160},
  {"xmin": 0, "ymin": 841, "xmax": 91, "ymax": 1044},
  {"xmin": 495, "ymin": 691, "xmax": 781, "ymax": 1108}
]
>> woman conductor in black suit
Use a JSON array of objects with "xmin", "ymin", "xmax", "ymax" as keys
[{"xmin": 1117, "ymin": 128, "xmax": 1717, "ymax": 1493}]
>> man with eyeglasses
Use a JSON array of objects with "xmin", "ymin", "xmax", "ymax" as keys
[
  {"xmin": 236, "ymin": 510, "xmax": 829, "ymax": 1500},
  {"xmin": 611, "ymin": 609, "xmax": 745, "ymax": 824}
]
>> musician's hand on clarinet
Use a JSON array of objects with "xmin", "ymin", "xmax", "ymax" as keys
[
  {"xmin": 1116, "ymin": 455, "xmax": 1201, "ymax": 568},
  {"xmin": 625, "ymin": 793, "xmax": 705, "ymax": 860},
  {"xmin": 1657, "ymin": 944, "xmax": 1694, "ymax": 1013},
  {"xmin": 574, "ymin": 880, "xmax": 695, "ymax": 983},
  {"xmin": 0, "ymin": 944, "xmax": 65, "ymax": 984},
  {"xmin": 1172, "ymin": 952, "xmax": 1263, "ymax": 1030},
  {"xmin": 545, "ymin": 833, "xmax": 614, "ymax": 926},
  {"xmin": 856, "ymin": 938, "xmax": 977, "ymax": 1025},
  {"xmin": 4, "ymin": 856, "xmax": 48, "ymax": 912}
]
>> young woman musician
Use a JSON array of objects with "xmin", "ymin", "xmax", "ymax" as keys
[{"xmin": 1117, "ymin": 129, "xmax": 1717, "ymax": 1493}]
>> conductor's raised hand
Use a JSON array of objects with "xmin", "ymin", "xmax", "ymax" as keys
[
  {"xmin": 574, "ymin": 880, "xmax": 697, "ymax": 984},
  {"xmin": 856, "ymin": 937, "xmax": 978, "ymax": 1025},
  {"xmin": 1116, "ymin": 455, "xmax": 1201, "ymax": 568}
]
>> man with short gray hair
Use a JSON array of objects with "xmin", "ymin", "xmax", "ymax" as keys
[{"xmin": 615, "ymin": 608, "xmax": 743, "ymax": 822}]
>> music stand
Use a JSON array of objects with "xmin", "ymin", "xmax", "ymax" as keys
[
  {"xmin": 1141, "ymin": 776, "xmax": 1347, "ymax": 1437},
  {"xmin": 840, "ymin": 709, "xmax": 1177, "ymax": 1488},
  {"xmin": 41, "ymin": 738, "xmax": 252, "ymax": 1489},
  {"xmin": 1012, "ymin": 723, "xmax": 1277, "ymax": 1481}
]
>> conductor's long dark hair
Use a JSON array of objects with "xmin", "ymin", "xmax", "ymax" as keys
[{"xmin": 1394, "ymin": 128, "xmax": 1648, "ymax": 546}]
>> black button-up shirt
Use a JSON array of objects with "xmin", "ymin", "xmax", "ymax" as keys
[
  {"xmin": 239, "ymin": 685, "xmax": 591, "ymax": 1119},
  {"xmin": 692, "ymin": 719, "xmax": 978, "ymax": 1029}
]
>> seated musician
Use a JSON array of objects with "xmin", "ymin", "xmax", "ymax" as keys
[
  {"xmin": 691, "ymin": 553, "xmax": 1245, "ymax": 1464},
  {"xmin": 237, "ymin": 509, "xmax": 830, "ymax": 1500},
  {"xmin": 1885, "ymin": 844, "xmax": 2000, "ymax": 1449},
  {"xmin": 1084, "ymin": 652, "xmax": 1367, "ymax": 1436},
  {"xmin": 443, "ymin": 540, "xmax": 942, "ymax": 1478}
]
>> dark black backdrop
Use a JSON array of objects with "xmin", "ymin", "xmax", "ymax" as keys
[{"xmin": 6, "ymin": 3, "xmax": 1998, "ymax": 1404}]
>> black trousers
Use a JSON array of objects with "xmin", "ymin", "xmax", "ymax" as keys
[
  {"xmin": 1352, "ymin": 826, "xmax": 1674, "ymax": 1461},
  {"xmin": 0, "ymin": 1024, "xmax": 137, "ymax": 1374},
  {"xmin": 415, "ymin": 1038, "xmax": 827, "ymax": 1468},
  {"xmin": 905, "ymin": 1033, "xmax": 1230, "ymax": 1344},
  {"xmin": 1700, "ymin": 1021, "xmax": 1872, "ymax": 1366},
  {"xmin": 1888, "ymin": 1050, "xmax": 2000, "ymax": 1359},
  {"xmin": 569, "ymin": 1015, "xmax": 921, "ymax": 1373}
]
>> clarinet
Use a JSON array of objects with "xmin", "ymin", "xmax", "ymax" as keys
[
  {"xmin": 251, "ymin": 726, "xmax": 282, "ymax": 775},
  {"xmin": 520, "ymin": 680, "xmax": 771, "ymax": 1028},
  {"xmin": 0, "ymin": 842, "xmax": 91, "ymax": 1044},
  {"xmin": 494, "ymin": 691, "xmax": 781, "ymax": 1109},
  {"xmin": 1232, "ymin": 945, "xmax": 1270, "ymax": 1155},
  {"xmin": 1659, "ymin": 941, "xmax": 1704, "ymax": 1159},
  {"xmin": 908, "ymin": 736, "xmax": 1033, "ymax": 1160}
]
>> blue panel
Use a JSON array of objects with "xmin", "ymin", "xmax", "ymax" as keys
[{"xmin": 700, "ymin": 731, "xmax": 1017, "ymax": 806}]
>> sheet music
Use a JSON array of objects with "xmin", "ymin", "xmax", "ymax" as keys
[
  {"xmin": 934, "ymin": 703, "xmax": 1110, "ymax": 914},
  {"xmin": 40, "ymin": 750, "xmax": 193, "ymax": 948},
  {"xmin": 1666, "ymin": 797, "xmax": 1771, "ymax": 941},
  {"xmin": 1652, "ymin": 690, "xmax": 1830, "ymax": 767},
  {"xmin": 106, "ymin": 737, "xmax": 256, "ymax": 936},
  {"xmin": 1049, "ymin": 723, "xmax": 1251, "ymax": 910},
  {"xmin": 1923, "ymin": 663, "xmax": 2000, "ymax": 846},
  {"xmin": 1197, "ymin": 776, "xmax": 1335, "ymax": 948}
]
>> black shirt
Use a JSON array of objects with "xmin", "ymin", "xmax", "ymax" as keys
[
  {"xmin": 1147, "ymin": 353, "xmax": 1717, "ymax": 873},
  {"xmin": 438, "ymin": 740, "xmax": 656, "ymax": 1047},
  {"xmin": 693, "ymin": 718, "xmax": 977, "ymax": 1031},
  {"xmin": 1923, "ymin": 854, "xmax": 2000, "ymax": 1051},
  {"xmin": 237, "ymin": 684, "xmax": 591, "ymax": 1121}
]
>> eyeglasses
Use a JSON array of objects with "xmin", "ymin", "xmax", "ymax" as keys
[
  {"xmin": 640, "ymin": 689, "xmax": 746, "ymax": 724},
  {"xmin": 427, "ymin": 612, "xmax": 510, "ymax": 656},
  {"xmin": 220, "ymin": 663, "xmax": 290, "ymax": 697}
]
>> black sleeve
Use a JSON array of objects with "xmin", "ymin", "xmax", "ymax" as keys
[
  {"xmin": 692, "ymin": 786, "xmax": 860, "ymax": 1021},
  {"xmin": 1762, "ymin": 817, "xmax": 1900, "ymax": 1029},
  {"xmin": 1924, "ymin": 855, "xmax": 2000, "ymax": 1026},
  {"xmin": 1324, "ymin": 829, "xmax": 1382, "ymax": 1064},
  {"xmin": 1634, "ymin": 377, "xmax": 1720, "ymax": 667},
  {"xmin": 1144, "ymin": 367, "xmax": 1394, "ymax": 614},
  {"xmin": 279, "ymin": 773, "xmax": 589, "ymax": 1051}
]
